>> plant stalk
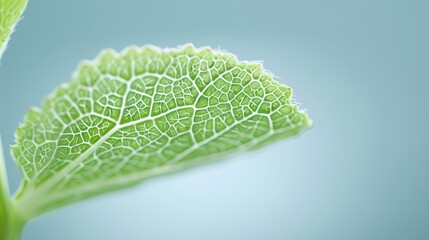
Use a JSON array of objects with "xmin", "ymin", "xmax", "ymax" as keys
[{"xmin": 0, "ymin": 136, "xmax": 25, "ymax": 240}]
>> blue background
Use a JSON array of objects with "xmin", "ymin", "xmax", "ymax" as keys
[{"xmin": 0, "ymin": 0, "xmax": 428, "ymax": 239}]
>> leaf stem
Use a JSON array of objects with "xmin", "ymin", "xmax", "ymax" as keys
[
  {"xmin": 5, "ymin": 210, "xmax": 24, "ymax": 240},
  {"xmin": 0, "ymin": 135, "xmax": 11, "ymax": 239},
  {"xmin": 0, "ymin": 136, "xmax": 25, "ymax": 240}
]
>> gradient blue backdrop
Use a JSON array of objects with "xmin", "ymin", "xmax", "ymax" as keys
[{"xmin": 0, "ymin": 0, "xmax": 428, "ymax": 239}]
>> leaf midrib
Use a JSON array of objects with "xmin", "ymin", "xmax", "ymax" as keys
[
  {"xmin": 25, "ymin": 59, "xmax": 238, "ymax": 189},
  {"xmin": 13, "ymin": 110, "xmax": 272, "ymax": 218}
]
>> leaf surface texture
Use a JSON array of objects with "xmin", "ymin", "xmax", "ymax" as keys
[
  {"xmin": 12, "ymin": 45, "xmax": 311, "ymax": 219},
  {"xmin": 0, "ymin": 0, "xmax": 27, "ymax": 60}
]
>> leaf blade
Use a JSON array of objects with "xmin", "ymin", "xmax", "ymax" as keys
[
  {"xmin": 11, "ymin": 45, "xmax": 311, "ymax": 219},
  {"xmin": 0, "ymin": 0, "xmax": 28, "ymax": 61}
]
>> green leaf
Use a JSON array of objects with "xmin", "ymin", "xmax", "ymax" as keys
[
  {"xmin": 11, "ymin": 44, "xmax": 312, "ymax": 220},
  {"xmin": 0, "ymin": 0, "xmax": 28, "ymax": 61}
]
